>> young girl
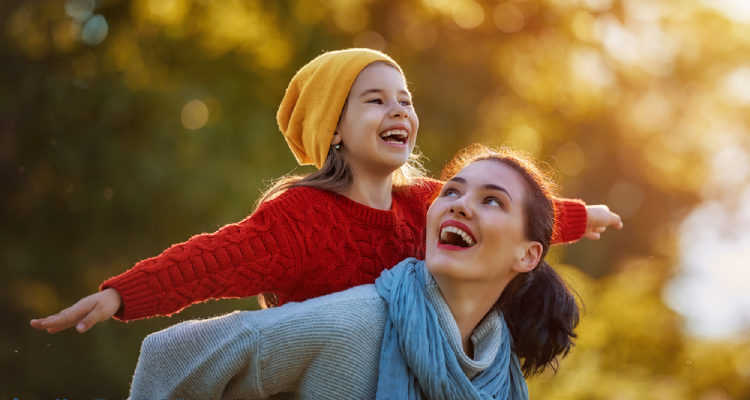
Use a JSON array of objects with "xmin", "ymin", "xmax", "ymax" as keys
[
  {"xmin": 128, "ymin": 145, "xmax": 579, "ymax": 399},
  {"xmin": 31, "ymin": 48, "xmax": 621, "ymax": 334}
]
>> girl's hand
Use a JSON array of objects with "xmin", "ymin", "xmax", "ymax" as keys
[
  {"xmin": 30, "ymin": 288, "xmax": 122, "ymax": 334},
  {"xmin": 585, "ymin": 205, "xmax": 623, "ymax": 240}
]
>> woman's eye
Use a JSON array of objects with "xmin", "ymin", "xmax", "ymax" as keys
[
  {"xmin": 485, "ymin": 197, "xmax": 502, "ymax": 207},
  {"xmin": 443, "ymin": 188, "xmax": 459, "ymax": 198}
]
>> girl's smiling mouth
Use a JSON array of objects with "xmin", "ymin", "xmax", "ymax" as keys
[{"xmin": 379, "ymin": 127, "xmax": 409, "ymax": 145}]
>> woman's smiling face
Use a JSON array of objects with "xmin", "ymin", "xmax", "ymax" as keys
[{"xmin": 425, "ymin": 159, "xmax": 538, "ymax": 284}]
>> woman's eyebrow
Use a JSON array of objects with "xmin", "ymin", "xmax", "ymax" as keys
[
  {"xmin": 484, "ymin": 184, "xmax": 513, "ymax": 202},
  {"xmin": 447, "ymin": 177, "xmax": 513, "ymax": 202}
]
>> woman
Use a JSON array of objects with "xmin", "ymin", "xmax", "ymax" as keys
[{"xmin": 128, "ymin": 145, "xmax": 581, "ymax": 400}]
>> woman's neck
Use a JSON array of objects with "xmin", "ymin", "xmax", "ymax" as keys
[
  {"xmin": 433, "ymin": 277, "xmax": 513, "ymax": 358},
  {"xmin": 341, "ymin": 170, "xmax": 395, "ymax": 210}
]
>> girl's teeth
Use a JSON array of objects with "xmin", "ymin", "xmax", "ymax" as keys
[{"xmin": 380, "ymin": 129, "xmax": 407, "ymax": 139}]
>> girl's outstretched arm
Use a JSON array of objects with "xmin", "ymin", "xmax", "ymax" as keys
[{"xmin": 31, "ymin": 192, "xmax": 306, "ymax": 333}]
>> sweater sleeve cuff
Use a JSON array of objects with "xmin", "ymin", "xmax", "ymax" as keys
[
  {"xmin": 100, "ymin": 270, "xmax": 161, "ymax": 321},
  {"xmin": 551, "ymin": 198, "xmax": 588, "ymax": 244}
]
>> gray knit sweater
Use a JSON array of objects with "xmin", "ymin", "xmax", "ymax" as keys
[{"xmin": 129, "ymin": 267, "xmax": 507, "ymax": 400}]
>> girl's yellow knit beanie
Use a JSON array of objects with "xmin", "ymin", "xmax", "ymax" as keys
[{"xmin": 277, "ymin": 48, "xmax": 404, "ymax": 169}]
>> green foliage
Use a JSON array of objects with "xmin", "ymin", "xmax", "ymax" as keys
[{"xmin": 2, "ymin": 0, "xmax": 748, "ymax": 398}]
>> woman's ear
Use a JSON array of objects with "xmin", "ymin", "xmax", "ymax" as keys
[{"xmin": 514, "ymin": 241, "xmax": 543, "ymax": 273}]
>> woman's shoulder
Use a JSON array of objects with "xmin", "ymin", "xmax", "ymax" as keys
[
  {"xmin": 278, "ymin": 284, "xmax": 384, "ymax": 319},
  {"xmin": 253, "ymin": 285, "xmax": 387, "ymax": 343},
  {"xmin": 146, "ymin": 285, "xmax": 385, "ymax": 346}
]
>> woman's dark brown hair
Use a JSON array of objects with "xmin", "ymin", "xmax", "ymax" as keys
[{"xmin": 440, "ymin": 144, "xmax": 580, "ymax": 377}]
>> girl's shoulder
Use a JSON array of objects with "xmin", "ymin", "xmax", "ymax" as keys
[{"xmin": 256, "ymin": 185, "xmax": 335, "ymax": 211}]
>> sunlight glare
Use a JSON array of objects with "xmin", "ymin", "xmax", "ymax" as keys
[
  {"xmin": 666, "ymin": 190, "xmax": 750, "ymax": 339},
  {"xmin": 666, "ymin": 145, "xmax": 750, "ymax": 339},
  {"xmin": 721, "ymin": 66, "xmax": 750, "ymax": 106},
  {"xmin": 569, "ymin": 47, "xmax": 614, "ymax": 88},
  {"xmin": 701, "ymin": 0, "xmax": 750, "ymax": 23}
]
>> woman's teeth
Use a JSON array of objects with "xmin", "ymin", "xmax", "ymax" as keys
[{"xmin": 440, "ymin": 226, "xmax": 476, "ymax": 247}]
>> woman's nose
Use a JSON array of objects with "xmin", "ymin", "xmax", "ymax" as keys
[{"xmin": 450, "ymin": 199, "xmax": 472, "ymax": 218}]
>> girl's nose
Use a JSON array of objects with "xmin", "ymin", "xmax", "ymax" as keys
[{"xmin": 390, "ymin": 102, "xmax": 408, "ymax": 118}]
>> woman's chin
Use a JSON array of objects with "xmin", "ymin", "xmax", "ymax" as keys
[{"xmin": 425, "ymin": 253, "xmax": 467, "ymax": 278}]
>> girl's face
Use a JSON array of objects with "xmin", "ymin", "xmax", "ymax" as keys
[
  {"xmin": 333, "ymin": 63, "xmax": 418, "ymax": 177},
  {"xmin": 425, "ymin": 160, "xmax": 542, "ymax": 285}
]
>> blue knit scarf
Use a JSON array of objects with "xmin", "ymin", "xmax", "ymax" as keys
[{"xmin": 374, "ymin": 258, "xmax": 528, "ymax": 400}]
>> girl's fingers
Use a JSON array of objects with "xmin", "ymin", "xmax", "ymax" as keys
[
  {"xmin": 36, "ymin": 299, "xmax": 95, "ymax": 333},
  {"xmin": 44, "ymin": 311, "xmax": 81, "ymax": 332},
  {"xmin": 76, "ymin": 304, "xmax": 109, "ymax": 333},
  {"xmin": 584, "ymin": 231, "xmax": 601, "ymax": 240},
  {"xmin": 609, "ymin": 212, "xmax": 623, "ymax": 228},
  {"xmin": 31, "ymin": 303, "xmax": 77, "ymax": 328},
  {"xmin": 76, "ymin": 314, "xmax": 98, "ymax": 333}
]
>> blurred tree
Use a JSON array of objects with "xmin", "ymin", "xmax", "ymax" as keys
[{"xmin": 2, "ymin": 0, "xmax": 748, "ymax": 398}]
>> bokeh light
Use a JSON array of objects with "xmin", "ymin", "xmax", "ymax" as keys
[
  {"xmin": 505, "ymin": 125, "xmax": 541, "ymax": 156},
  {"xmin": 181, "ymin": 99, "xmax": 209, "ymax": 130},
  {"xmin": 721, "ymin": 66, "xmax": 750, "ymax": 106},
  {"xmin": 451, "ymin": 0, "xmax": 485, "ymax": 29},
  {"xmin": 493, "ymin": 3, "xmax": 525, "ymax": 33},
  {"xmin": 65, "ymin": 0, "xmax": 95, "ymax": 21},
  {"xmin": 555, "ymin": 141, "xmax": 586, "ymax": 177}
]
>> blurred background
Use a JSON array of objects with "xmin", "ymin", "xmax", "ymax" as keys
[{"xmin": 2, "ymin": 0, "xmax": 750, "ymax": 398}]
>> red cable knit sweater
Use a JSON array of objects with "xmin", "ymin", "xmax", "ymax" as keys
[{"xmin": 101, "ymin": 178, "xmax": 587, "ymax": 320}]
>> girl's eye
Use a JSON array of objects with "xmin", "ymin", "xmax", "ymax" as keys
[
  {"xmin": 484, "ymin": 197, "xmax": 502, "ymax": 207},
  {"xmin": 400, "ymin": 99, "xmax": 412, "ymax": 106},
  {"xmin": 367, "ymin": 98, "xmax": 383, "ymax": 104}
]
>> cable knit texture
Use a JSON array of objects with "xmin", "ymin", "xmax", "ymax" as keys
[
  {"xmin": 128, "ymin": 266, "xmax": 520, "ymax": 400},
  {"xmin": 101, "ymin": 178, "xmax": 586, "ymax": 321}
]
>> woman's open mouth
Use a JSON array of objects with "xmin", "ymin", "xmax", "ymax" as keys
[{"xmin": 438, "ymin": 221, "xmax": 476, "ymax": 249}]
